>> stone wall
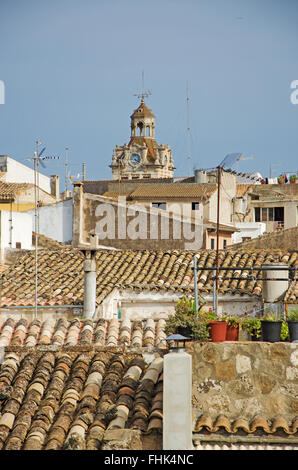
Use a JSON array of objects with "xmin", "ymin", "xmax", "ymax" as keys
[
  {"xmin": 187, "ymin": 342, "xmax": 298, "ymax": 423},
  {"xmin": 231, "ymin": 226, "xmax": 298, "ymax": 251}
]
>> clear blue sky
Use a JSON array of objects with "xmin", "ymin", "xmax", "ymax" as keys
[{"xmin": 0, "ymin": 0, "xmax": 297, "ymax": 188}]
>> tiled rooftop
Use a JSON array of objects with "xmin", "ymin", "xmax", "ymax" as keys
[
  {"xmin": 0, "ymin": 248, "xmax": 297, "ymax": 307},
  {"xmin": 130, "ymin": 183, "xmax": 217, "ymax": 199},
  {"xmin": 0, "ymin": 318, "xmax": 167, "ymax": 349},
  {"xmin": 0, "ymin": 182, "xmax": 33, "ymax": 200},
  {"xmin": 194, "ymin": 414, "xmax": 298, "ymax": 436},
  {"xmin": 0, "ymin": 348, "xmax": 163, "ymax": 449}
]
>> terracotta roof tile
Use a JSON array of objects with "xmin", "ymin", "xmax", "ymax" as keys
[
  {"xmin": 130, "ymin": 183, "xmax": 217, "ymax": 199},
  {"xmin": 0, "ymin": 182, "xmax": 33, "ymax": 199},
  {"xmin": 1, "ymin": 248, "xmax": 297, "ymax": 307},
  {"xmin": 0, "ymin": 318, "xmax": 170, "ymax": 349},
  {"xmin": 194, "ymin": 414, "xmax": 298, "ymax": 436}
]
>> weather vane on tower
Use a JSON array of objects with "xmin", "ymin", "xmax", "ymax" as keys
[{"xmin": 134, "ymin": 71, "xmax": 152, "ymax": 102}]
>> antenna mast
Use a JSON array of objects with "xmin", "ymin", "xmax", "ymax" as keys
[
  {"xmin": 65, "ymin": 147, "xmax": 69, "ymax": 193},
  {"xmin": 186, "ymin": 82, "xmax": 191, "ymax": 177},
  {"xmin": 26, "ymin": 142, "xmax": 59, "ymax": 318},
  {"xmin": 134, "ymin": 71, "xmax": 152, "ymax": 102}
]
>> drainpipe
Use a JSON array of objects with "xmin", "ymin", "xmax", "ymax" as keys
[{"xmin": 163, "ymin": 342, "xmax": 193, "ymax": 450}]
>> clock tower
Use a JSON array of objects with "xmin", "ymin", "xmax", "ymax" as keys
[{"xmin": 110, "ymin": 98, "xmax": 175, "ymax": 180}]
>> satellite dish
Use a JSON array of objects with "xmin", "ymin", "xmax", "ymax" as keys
[{"xmin": 219, "ymin": 153, "xmax": 242, "ymax": 169}]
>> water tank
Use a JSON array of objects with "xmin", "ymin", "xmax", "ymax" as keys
[
  {"xmin": 262, "ymin": 263, "xmax": 289, "ymax": 303},
  {"xmin": 194, "ymin": 170, "xmax": 207, "ymax": 183}
]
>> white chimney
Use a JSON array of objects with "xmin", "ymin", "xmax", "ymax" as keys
[
  {"xmin": 163, "ymin": 347, "xmax": 193, "ymax": 450},
  {"xmin": 262, "ymin": 263, "xmax": 289, "ymax": 303}
]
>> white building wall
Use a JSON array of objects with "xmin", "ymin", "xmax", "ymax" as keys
[
  {"xmin": 97, "ymin": 289, "xmax": 261, "ymax": 321},
  {"xmin": 0, "ymin": 211, "xmax": 32, "ymax": 250},
  {"xmin": 232, "ymin": 222, "xmax": 266, "ymax": 244},
  {"xmin": 27, "ymin": 198, "xmax": 73, "ymax": 243},
  {"xmin": 0, "ymin": 156, "xmax": 51, "ymax": 193}
]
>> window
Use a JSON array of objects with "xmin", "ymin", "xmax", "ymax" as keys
[
  {"xmin": 268, "ymin": 208, "xmax": 274, "ymax": 221},
  {"xmin": 16, "ymin": 242, "xmax": 21, "ymax": 249},
  {"xmin": 261, "ymin": 208, "xmax": 267, "ymax": 221},
  {"xmin": 274, "ymin": 207, "xmax": 284, "ymax": 222},
  {"xmin": 254, "ymin": 207, "xmax": 284, "ymax": 223},
  {"xmin": 191, "ymin": 202, "xmax": 199, "ymax": 211},
  {"xmin": 223, "ymin": 239, "xmax": 227, "ymax": 249},
  {"xmin": 210, "ymin": 238, "xmax": 215, "ymax": 249},
  {"xmin": 152, "ymin": 202, "xmax": 167, "ymax": 210},
  {"xmin": 255, "ymin": 207, "xmax": 260, "ymax": 222}
]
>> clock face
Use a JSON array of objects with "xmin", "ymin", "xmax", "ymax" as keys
[{"xmin": 130, "ymin": 153, "xmax": 141, "ymax": 166}]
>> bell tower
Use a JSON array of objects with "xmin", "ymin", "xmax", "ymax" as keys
[{"xmin": 110, "ymin": 85, "xmax": 175, "ymax": 181}]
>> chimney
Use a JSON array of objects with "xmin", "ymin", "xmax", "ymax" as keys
[
  {"xmin": 163, "ymin": 337, "xmax": 193, "ymax": 450},
  {"xmin": 262, "ymin": 263, "xmax": 289, "ymax": 303},
  {"xmin": 83, "ymin": 249, "xmax": 97, "ymax": 318},
  {"xmin": 194, "ymin": 169, "xmax": 207, "ymax": 183},
  {"xmin": 50, "ymin": 175, "xmax": 60, "ymax": 199}
]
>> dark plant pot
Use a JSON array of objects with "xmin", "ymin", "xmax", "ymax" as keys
[
  {"xmin": 226, "ymin": 324, "xmax": 239, "ymax": 341},
  {"xmin": 208, "ymin": 321, "xmax": 227, "ymax": 342},
  {"xmin": 177, "ymin": 326, "xmax": 192, "ymax": 338},
  {"xmin": 261, "ymin": 321, "xmax": 282, "ymax": 342},
  {"xmin": 287, "ymin": 321, "xmax": 298, "ymax": 342}
]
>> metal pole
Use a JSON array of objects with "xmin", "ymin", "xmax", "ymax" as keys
[
  {"xmin": 193, "ymin": 255, "xmax": 198, "ymax": 319},
  {"xmin": 215, "ymin": 166, "xmax": 221, "ymax": 314},
  {"xmin": 213, "ymin": 269, "xmax": 216, "ymax": 312},
  {"xmin": 34, "ymin": 142, "xmax": 39, "ymax": 319},
  {"xmin": 65, "ymin": 147, "xmax": 69, "ymax": 193}
]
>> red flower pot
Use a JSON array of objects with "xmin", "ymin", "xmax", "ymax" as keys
[
  {"xmin": 208, "ymin": 321, "xmax": 227, "ymax": 342},
  {"xmin": 226, "ymin": 324, "xmax": 239, "ymax": 341}
]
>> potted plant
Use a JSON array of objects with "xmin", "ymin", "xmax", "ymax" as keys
[
  {"xmin": 287, "ymin": 309, "xmax": 298, "ymax": 342},
  {"xmin": 164, "ymin": 296, "xmax": 210, "ymax": 342},
  {"xmin": 224, "ymin": 316, "xmax": 242, "ymax": 341},
  {"xmin": 289, "ymin": 175, "xmax": 297, "ymax": 184},
  {"xmin": 242, "ymin": 317, "xmax": 261, "ymax": 341},
  {"xmin": 278, "ymin": 175, "xmax": 284, "ymax": 184},
  {"xmin": 261, "ymin": 311, "xmax": 282, "ymax": 342},
  {"xmin": 206, "ymin": 308, "xmax": 227, "ymax": 342},
  {"xmin": 281, "ymin": 321, "xmax": 289, "ymax": 342}
]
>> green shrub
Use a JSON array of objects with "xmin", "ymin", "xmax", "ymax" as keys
[
  {"xmin": 242, "ymin": 318, "xmax": 261, "ymax": 338},
  {"xmin": 287, "ymin": 309, "xmax": 298, "ymax": 321},
  {"xmin": 164, "ymin": 296, "xmax": 210, "ymax": 342}
]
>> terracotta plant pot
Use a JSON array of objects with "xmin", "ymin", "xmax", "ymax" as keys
[
  {"xmin": 208, "ymin": 321, "xmax": 227, "ymax": 342},
  {"xmin": 226, "ymin": 324, "xmax": 239, "ymax": 341}
]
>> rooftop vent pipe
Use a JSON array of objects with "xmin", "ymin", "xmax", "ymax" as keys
[{"xmin": 262, "ymin": 263, "xmax": 289, "ymax": 303}]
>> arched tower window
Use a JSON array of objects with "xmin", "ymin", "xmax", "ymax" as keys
[
  {"xmin": 146, "ymin": 125, "xmax": 150, "ymax": 137},
  {"xmin": 137, "ymin": 122, "xmax": 144, "ymax": 136}
]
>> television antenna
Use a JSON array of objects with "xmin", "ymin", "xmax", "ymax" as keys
[
  {"xmin": 133, "ymin": 71, "xmax": 152, "ymax": 102},
  {"xmin": 186, "ymin": 81, "xmax": 191, "ymax": 177},
  {"xmin": 215, "ymin": 153, "xmax": 242, "ymax": 313},
  {"xmin": 25, "ymin": 141, "xmax": 59, "ymax": 318},
  {"xmin": 235, "ymin": 154, "xmax": 254, "ymax": 173}
]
